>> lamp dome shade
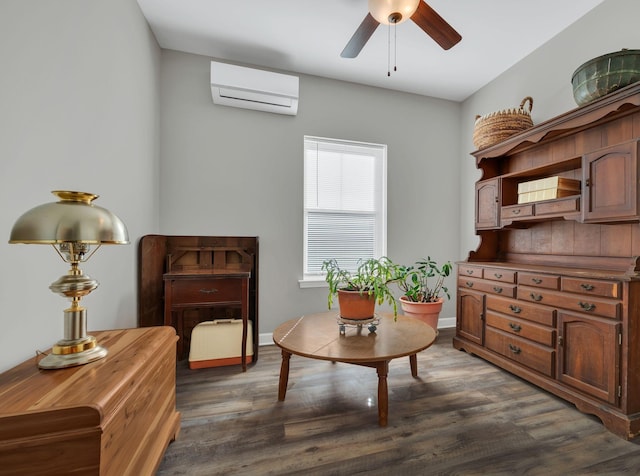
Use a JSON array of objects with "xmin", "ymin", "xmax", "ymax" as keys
[
  {"xmin": 9, "ymin": 191, "xmax": 129, "ymax": 245},
  {"xmin": 368, "ymin": 0, "xmax": 420, "ymax": 25}
]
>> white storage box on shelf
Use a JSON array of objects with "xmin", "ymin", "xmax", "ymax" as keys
[
  {"xmin": 517, "ymin": 176, "xmax": 581, "ymax": 204},
  {"xmin": 188, "ymin": 319, "xmax": 253, "ymax": 370}
]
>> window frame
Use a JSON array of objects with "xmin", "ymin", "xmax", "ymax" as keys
[{"xmin": 300, "ymin": 135, "xmax": 387, "ymax": 288}]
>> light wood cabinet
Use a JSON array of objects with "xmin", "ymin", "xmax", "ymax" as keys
[
  {"xmin": 0, "ymin": 327, "xmax": 180, "ymax": 475},
  {"xmin": 455, "ymin": 82, "xmax": 640, "ymax": 440}
]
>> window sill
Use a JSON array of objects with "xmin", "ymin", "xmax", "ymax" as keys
[{"xmin": 298, "ymin": 278, "xmax": 328, "ymax": 289}]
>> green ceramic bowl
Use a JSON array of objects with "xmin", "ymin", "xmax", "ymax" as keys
[{"xmin": 571, "ymin": 49, "xmax": 640, "ymax": 106}]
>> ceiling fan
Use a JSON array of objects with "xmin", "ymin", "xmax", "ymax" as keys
[{"xmin": 341, "ymin": 0, "xmax": 462, "ymax": 58}]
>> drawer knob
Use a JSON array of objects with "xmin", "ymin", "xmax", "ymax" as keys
[
  {"xmin": 530, "ymin": 293, "xmax": 543, "ymax": 302},
  {"xmin": 509, "ymin": 322, "xmax": 522, "ymax": 332},
  {"xmin": 508, "ymin": 344, "xmax": 521, "ymax": 355},
  {"xmin": 580, "ymin": 283, "xmax": 595, "ymax": 291},
  {"xmin": 494, "ymin": 273, "xmax": 502, "ymax": 278},
  {"xmin": 466, "ymin": 269, "xmax": 474, "ymax": 275},
  {"xmin": 466, "ymin": 281, "xmax": 474, "ymax": 288},
  {"xmin": 532, "ymin": 278, "xmax": 542, "ymax": 284},
  {"xmin": 199, "ymin": 288, "xmax": 219, "ymax": 294},
  {"xmin": 509, "ymin": 304, "xmax": 522, "ymax": 314},
  {"xmin": 512, "ymin": 209, "xmax": 521, "ymax": 215},
  {"xmin": 579, "ymin": 301, "xmax": 596, "ymax": 312},
  {"xmin": 493, "ymin": 286, "xmax": 503, "ymax": 293}
]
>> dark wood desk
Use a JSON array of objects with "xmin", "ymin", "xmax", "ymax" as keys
[
  {"xmin": 272, "ymin": 312, "xmax": 437, "ymax": 426},
  {"xmin": 164, "ymin": 269, "xmax": 251, "ymax": 370}
]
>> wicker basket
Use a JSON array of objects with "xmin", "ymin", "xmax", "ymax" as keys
[{"xmin": 473, "ymin": 96, "xmax": 534, "ymax": 150}]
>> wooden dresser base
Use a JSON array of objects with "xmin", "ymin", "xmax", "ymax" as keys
[
  {"xmin": 0, "ymin": 327, "xmax": 181, "ymax": 476},
  {"xmin": 453, "ymin": 336, "xmax": 640, "ymax": 440}
]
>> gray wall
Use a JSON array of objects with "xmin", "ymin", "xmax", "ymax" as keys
[
  {"xmin": 159, "ymin": 50, "xmax": 462, "ymax": 337},
  {"xmin": 459, "ymin": 0, "xmax": 640, "ymax": 258},
  {"xmin": 0, "ymin": 0, "xmax": 161, "ymax": 371},
  {"xmin": 0, "ymin": 0, "xmax": 634, "ymax": 372}
]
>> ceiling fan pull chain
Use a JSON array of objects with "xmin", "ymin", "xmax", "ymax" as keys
[
  {"xmin": 387, "ymin": 23, "xmax": 391, "ymax": 76},
  {"xmin": 394, "ymin": 22, "xmax": 397, "ymax": 72}
]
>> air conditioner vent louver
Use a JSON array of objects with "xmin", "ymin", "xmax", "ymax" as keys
[{"xmin": 210, "ymin": 61, "xmax": 299, "ymax": 115}]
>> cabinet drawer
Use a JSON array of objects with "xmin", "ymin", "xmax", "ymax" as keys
[
  {"xmin": 458, "ymin": 265, "xmax": 483, "ymax": 278},
  {"xmin": 485, "ymin": 327, "xmax": 555, "ymax": 378},
  {"xmin": 486, "ymin": 311, "xmax": 555, "ymax": 347},
  {"xmin": 484, "ymin": 268, "xmax": 516, "ymax": 283},
  {"xmin": 168, "ymin": 278, "xmax": 244, "ymax": 305},
  {"xmin": 502, "ymin": 204, "xmax": 533, "ymax": 219},
  {"xmin": 561, "ymin": 277, "xmax": 621, "ymax": 299},
  {"xmin": 518, "ymin": 286, "xmax": 620, "ymax": 319},
  {"xmin": 534, "ymin": 196, "xmax": 580, "ymax": 216},
  {"xmin": 486, "ymin": 294, "xmax": 556, "ymax": 327},
  {"xmin": 458, "ymin": 277, "xmax": 516, "ymax": 297},
  {"xmin": 518, "ymin": 272, "xmax": 559, "ymax": 290}
]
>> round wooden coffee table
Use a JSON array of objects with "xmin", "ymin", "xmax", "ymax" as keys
[{"xmin": 272, "ymin": 311, "xmax": 437, "ymax": 426}]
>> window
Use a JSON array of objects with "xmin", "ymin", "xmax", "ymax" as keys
[{"xmin": 301, "ymin": 136, "xmax": 387, "ymax": 285}]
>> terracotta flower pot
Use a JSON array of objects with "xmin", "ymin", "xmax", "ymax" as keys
[
  {"xmin": 337, "ymin": 289, "xmax": 376, "ymax": 319},
  {"xmin": 399, "ymin": 296, "xmax": 443, "ymax": 331}
]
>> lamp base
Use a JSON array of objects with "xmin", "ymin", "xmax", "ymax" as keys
[{"xmin": 39, "ymin": 335, "xmax": 108, "ymax": 369}]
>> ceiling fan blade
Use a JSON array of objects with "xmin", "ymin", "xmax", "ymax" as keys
[
  {"xmin": 411, "ymin": 1, "xmax": 462, "ymax": 50},
  {"xmin": 341, "ymin": 13, "xmax": 380, "ymax": 58}
]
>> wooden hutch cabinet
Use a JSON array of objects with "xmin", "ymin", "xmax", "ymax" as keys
[{"xmin": 455, "ymin": 82, "xmax": 640, "ymax": 440}]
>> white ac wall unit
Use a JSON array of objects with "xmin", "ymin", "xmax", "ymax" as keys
[{"xmin": 210, "ymin": 61, "xmax": 299, "ymax": 116}]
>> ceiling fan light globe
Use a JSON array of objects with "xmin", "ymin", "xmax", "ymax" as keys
[{"xmin": 368, "ymin": 0, "xmax": 420, "ymax": 25}]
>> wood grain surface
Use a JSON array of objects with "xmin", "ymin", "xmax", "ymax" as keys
[
  {"xmin": 273, "ymin": 312, "xmax": 436, "ymax": 362},
  {"xmin": 0, "ymin": 327, "xmax": 180, "ymax": 476}
]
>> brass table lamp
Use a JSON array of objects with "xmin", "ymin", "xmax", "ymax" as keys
[{"xmin": 9, "ymin": 191, "xmax": 129, "ymax": 369}]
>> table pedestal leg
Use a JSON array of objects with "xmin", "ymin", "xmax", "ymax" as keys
[
  {"xmin": 410, "ymin": 353, "xmax": 418, "ymax": 378},
  {"xmin": 278, "ymin": 350, "xmax": 291, "ymax": 401},
  {"xmin": 376, "ymin": 361, "xmax": 389, "ymax": 427}
]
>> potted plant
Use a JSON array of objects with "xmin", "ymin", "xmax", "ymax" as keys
[
  {"xmin": 394, "ymin": 257, "xmax": 453, "ymax": 331},
  {"xmin": 322, "ymin": 257, "xmax": 398, "ymax": 320}
]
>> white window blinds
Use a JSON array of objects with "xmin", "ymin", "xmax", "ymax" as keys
[{"xmin": 303, "ymin": 136, "xmax": 387, "ymax": 278}]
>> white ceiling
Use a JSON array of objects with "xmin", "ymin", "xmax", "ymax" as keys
[{"xmin": 136, "ymin": 0, "xmax": 605, "ymax": 102}]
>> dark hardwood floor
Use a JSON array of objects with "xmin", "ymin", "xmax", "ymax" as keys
[{"xmin": 157, "ymin": 328, "xmax": 640, "ymax": 475}]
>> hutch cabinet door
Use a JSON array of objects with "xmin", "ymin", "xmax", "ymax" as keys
[
  {"xmin": 582, "ymin": 141, "xmax": 639, "ymax": 223},
  {"xmin": 457, "ymin": 289, "xmax": 485, "ymax": 345},
  {"xmin": 475, "ymin": 178, "xmax": 500, "ymax": 229},
  {"xmin": 557, "ymin": 311, "xmax": 620, "ymax": 405}
]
